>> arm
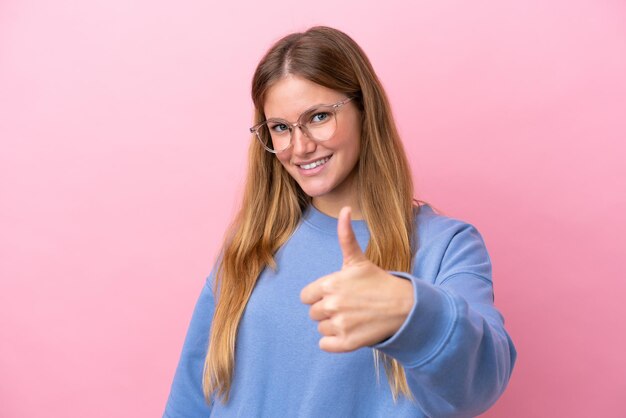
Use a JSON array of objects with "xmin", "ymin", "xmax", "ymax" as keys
[
  {"xmin": 163, "ymin": 274, "xmax": 216, "ymax": 418},
  {"xmin": 372, "ymin": 224, "xmax": 517, "ymax": 417}
]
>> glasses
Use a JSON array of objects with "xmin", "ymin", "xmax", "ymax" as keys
[{"xmin": 249, "ymin": 97, "xmax": 353, "ymax": 153}]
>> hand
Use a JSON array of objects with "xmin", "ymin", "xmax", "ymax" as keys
[{"xmin": 300, "ymin": 206, "xmax": 415, "ymax": 352}]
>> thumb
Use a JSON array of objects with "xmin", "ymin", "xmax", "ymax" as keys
[{"xmin": 338, "ymin": 206, "xmax": 367, "ymax": 267}]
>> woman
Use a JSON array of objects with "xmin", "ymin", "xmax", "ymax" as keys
[{"xmin": 164, "ymin": 26, "xmax": 516, "ymax": 417}]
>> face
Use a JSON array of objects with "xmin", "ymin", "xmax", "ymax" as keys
[{"xmin": 263, "ymin": 75, "xmax": 362, "ymax": 208}]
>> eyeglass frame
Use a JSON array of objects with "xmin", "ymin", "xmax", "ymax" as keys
[{"xmin": 249, "ymin": 96, "xmax": 354, "ymax": 154}]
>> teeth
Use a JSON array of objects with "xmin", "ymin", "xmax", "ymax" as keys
[{"xmin": 299, "ymin": 157, "xmax": 330, "ymax": 170}]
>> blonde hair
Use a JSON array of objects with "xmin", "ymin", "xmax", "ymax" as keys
[{"xmin": 203, "ymin": 26, "xmax": 420, "ymax": 405}]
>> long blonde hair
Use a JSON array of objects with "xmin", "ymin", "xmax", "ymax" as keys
[{"xmin": 203, "ymin": 26, "xmax": 420, "ymax": 405}]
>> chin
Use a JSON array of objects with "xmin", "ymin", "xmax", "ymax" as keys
[
  {"xmin": 296, "ymin": 182, "xmax": 333, "ymax": 198},
  {"xmin": 299, "ymin": 188, "xmax": 330, "ymax": 198}
]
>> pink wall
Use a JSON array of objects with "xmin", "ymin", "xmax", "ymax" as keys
[{"xmin": 1, "ymin": 0, "xmax": 625, "ymax": 416}]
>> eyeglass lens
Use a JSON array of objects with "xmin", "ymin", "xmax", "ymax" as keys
[{"xmin": 258, "ymin": 105, "xmax": 337, "ymax": 152}]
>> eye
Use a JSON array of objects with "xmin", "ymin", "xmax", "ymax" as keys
[
  {"xmin": 269, "ymin": 123, "xmax": 289, "ymax": 134},
  {"xmin": 310, "ymin": 112, "xmax": 331, "ymax": 124}
]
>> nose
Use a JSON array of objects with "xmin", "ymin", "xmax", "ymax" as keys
[{"xmin": 291, "ymin": 125, "xmax": 316, "ymax": 155}]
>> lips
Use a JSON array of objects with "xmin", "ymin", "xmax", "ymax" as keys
[
  {"xmin": 292, "ymin": 154, "xmax": 333, "ymax": 177},
  {"xmin": 297, "ymin": 156, "xmax": 331, "ymax": 170}
]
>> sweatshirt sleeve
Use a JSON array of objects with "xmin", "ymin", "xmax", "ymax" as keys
[
  {"xmin": 371, "ymin": 223, "xmax": 517, "ymax": 417},
  {"xmin": 163, "ymin": 274, "xmax": 216, "ymax": 418}
]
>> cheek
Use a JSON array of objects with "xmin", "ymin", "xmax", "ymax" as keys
[
  {"xmin": 344, "ymin": 132, "xmax": 361, "ymax": 163},
  {"xmin": 275, "ymin": 153, "xmax": 293, "ymax": 171},
  {"xmin": 336, "ymin": 116, "xmax": 361, "ymax": 159}
]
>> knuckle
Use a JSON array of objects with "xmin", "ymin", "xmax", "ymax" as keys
[
  {"xmin": 337, "ymin": 337, "xmax": 351, "ymax": 352},
  {"xmin": 320, "ymin": 276, "xmax": 337, "ymax": 293},
  {"xmin": 323, "ymin": 296, "xmax": 340, "ymax": 314},
  {"xmin": 333, "ymin": 313, "xmax": 347, "ymax": 330},
  {"xmin": 345, "ymin": 336, "xmax": 359, "ymax": 351}
]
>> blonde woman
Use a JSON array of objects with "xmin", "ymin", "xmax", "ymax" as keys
[{"xmin": 164, "ymin": 26, "xmax": 516, "ymax": 417}]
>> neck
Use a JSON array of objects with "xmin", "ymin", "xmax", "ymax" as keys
[
  {"xmin": 311, "ymin": 172, "xmax": 362, "ymax": 220},
  {"xmin": 312, "ymin": 199, "xmax": 363, "ymax": 220}
]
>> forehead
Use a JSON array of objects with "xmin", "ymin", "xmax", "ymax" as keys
[{"xmin": 264, "ymin": 75, "xmax": 342, "ymax": 120}]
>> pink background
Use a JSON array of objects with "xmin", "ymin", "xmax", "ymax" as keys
[{"xmin": 1, "ymin": 0, "xmax": 625, "ymax": 416}]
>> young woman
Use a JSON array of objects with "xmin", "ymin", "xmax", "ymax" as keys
[{"xmin": 164, "ymin": 26, "xmax": 516, "ymax": 417}]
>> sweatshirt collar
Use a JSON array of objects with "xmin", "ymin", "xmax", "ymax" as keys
[{"xmin": 302, "ymin": 203, "xmax": 370, "ymax": 238}]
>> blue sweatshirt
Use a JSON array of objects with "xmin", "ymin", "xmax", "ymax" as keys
[{"xmin": 163, "ymin": 204, "xmax": 516, "ymax": 417}]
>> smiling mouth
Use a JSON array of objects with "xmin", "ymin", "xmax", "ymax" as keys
[{"xmin": 297, "ymin": 156, "xmax": 331, "ymax": 170}]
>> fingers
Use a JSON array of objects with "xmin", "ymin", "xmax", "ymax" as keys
[
  {"xmin": 317, "ymin": 321, "xmax": 350, "ymax": 353},
  {"xmin": 319, "ymin": 335, "xmax": 358, "ymax": 353},
  {"xmin": 309, "ymin": 300, "xmax": 331, "ymax": 321},
  {"xmin": 337, "ymin": 206, "xmax": 366, "ymax": 267},
  {"xmin": 317, "ymin": 318, "xmax": 335, "ymax": 335},
  {"xmin": 300, "ymin": 274, "xmax": 336, "ymax": 305},
  {"xmin": 319, "ymin": 336, "xmax": 342, "ymax": 352},
  {"xmin": 300, "ymin": 280, "xmax": 323, "ymax": 305}
]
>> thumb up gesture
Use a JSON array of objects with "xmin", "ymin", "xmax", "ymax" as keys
[{"xmin": 300, "ymin": 207, "xmax": 415, "ymax": 353}]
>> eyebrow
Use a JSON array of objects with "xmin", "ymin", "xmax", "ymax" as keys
[{"xmin": 264, "ymin": 101, "xmax": 337, "ymax": 122}]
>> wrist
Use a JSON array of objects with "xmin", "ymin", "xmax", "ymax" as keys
[
  {"xmin": 385, "ymin": 273, "xmax": 414, "ymax": 326},
  {"xmin": 393, "ymin": 275, "xmax": 415, "ymax": 317}
]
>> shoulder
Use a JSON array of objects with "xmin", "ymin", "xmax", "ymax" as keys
[
  {"xmin": 414, "ymin": 203, "xmax": 484, "ymax": 244},
  {"xmin": 412, "ymin": 203, "xmax": 492, "ymax": 282}
]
